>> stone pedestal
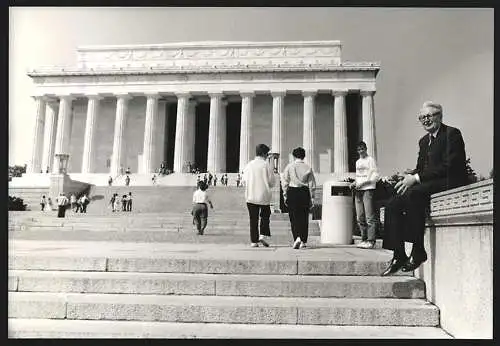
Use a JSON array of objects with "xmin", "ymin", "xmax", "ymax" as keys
[
  {"xmin": 49, "ymin": 174, "xmax": 69, "ymax": 200},
  {"xmin": 271, "ymin": 173, "xmax": 281, "ymax": 213}
]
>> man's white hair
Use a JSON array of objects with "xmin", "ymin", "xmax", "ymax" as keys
[{"xmin": 421, "ymin": 101, "xmax": 443, "ymax": 114}]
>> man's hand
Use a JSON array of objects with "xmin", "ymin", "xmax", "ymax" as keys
[
  {"xmin": 395, "ymin": 174, "xmax": 418, "ymax": 195},
  {"xmin": 349, "ymin": 182, "xmax": 356, "ymax": 190}
]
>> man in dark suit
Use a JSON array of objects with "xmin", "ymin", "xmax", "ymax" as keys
[{"xmin": 381, "ymin": 101, "xmax": 468, "ymax": 276}]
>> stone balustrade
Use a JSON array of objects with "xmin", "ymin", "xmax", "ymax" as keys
[{"xmin": 417, "ymin": 179, "xmax": 493, "ymax": 338}]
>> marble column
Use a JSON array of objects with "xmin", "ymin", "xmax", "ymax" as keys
[
  {"xmin": 173, "ymin": 93, "xmax": 190, "ymax": 173},
  {"xmin": 239, "ymin": 92, "xmax": 254, "ymax": 172},
  {"xmin": 110, "ymin": 94, "xmax": 131, "ymax": 176},
  {"xmin": 81, "ymin": 95, "xmax": 102, "ymax": 174},
  {"xmin": 361, "ymin": 90, "xmax": 377, "ymax": 161},
  {"xmin": 53, "ymin": 95, "xmax": 74, "ymax": 173},
  {"xmin": 207, "ymin": 93, "xmax": 223, "ymax": 173},
  {"xmin": 186, "ymin": 99, "xmax": 197, "ymax": 169},
  {"xmin": 142, "ymin": 93, "xmax": 159, "ymax": 174},
  {"xmin": 302, "ymin": 90, "xmax": 317, "ymax": 172},
  {"xmin": 41, "ymin": 100, "xmax": 58, "ymax": 173},
  {"xmin": 155, "ymin": 100, "xmax": 167, "ymax": 170},
  {"xmin": 29, "ymin": 96, "xmax": 47, "ymax": 173},
  {"xmin": 333, "ymin": 90, "xmax": 348, "ymax": 174},
  {"xmin": 271, "ymin": 91, "xmax": 285, "ymax": 171},
  {"xmin": 219, "ymin": 100, "xmax": 227, "ymax": 173}
]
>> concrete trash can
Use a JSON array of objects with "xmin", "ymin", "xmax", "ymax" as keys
[{"xmin": 321, "ymin": 180, "xmax": 353, "ymax": 244}]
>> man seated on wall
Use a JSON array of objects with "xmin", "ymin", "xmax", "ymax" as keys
[{"xmin": 381, "ymin": 101, "xmax": 468, "ymax": 276}]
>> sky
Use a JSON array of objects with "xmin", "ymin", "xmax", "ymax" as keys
[{"xmin": 9, "ymin": 7, "xmax": 494, "ymax": 177}]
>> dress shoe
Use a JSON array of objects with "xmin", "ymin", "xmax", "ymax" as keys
[
  {"xmin": 402, "ymin": 252, "xmax": 428, "ymax": 272},
  {"xmin": 381, "ymin": 257, "xmax": 408, "ymax": 276}
]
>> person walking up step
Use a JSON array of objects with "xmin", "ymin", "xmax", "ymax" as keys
[
  {"xmin": 40, "ymin": 195, "xmax": 46, "ymax": 211},
  {"xmin": 56, "ymin": 193, "xmax": 69, "ymax": 218},
  {"xmin": 126, "ymin": 192, "xmax": 133, "ymax": 212},
  {"xmin": 191, "ymin": 181, "xmax": 214, "ymax": 235},
  {"xmin": 242, "ymin": 143, "xmax": 276, "ymax": 248},
  {"xmin": 282, "ymin": 147, "xmax": 317, "ymax": 250}
]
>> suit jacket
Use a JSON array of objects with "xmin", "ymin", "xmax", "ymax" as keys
[{"xmin": 411, "ymin": 123, "xmax": 467, "ymax": 194}]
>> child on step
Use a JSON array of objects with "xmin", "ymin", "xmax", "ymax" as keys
[{"xmin": 191, "ymin": 181, "xmax": 213, "ymax": 235}]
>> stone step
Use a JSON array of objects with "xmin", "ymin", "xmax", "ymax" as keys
[
  {"xmin": 9, "ymin": 270, "xmax": 425, "ymax": 298},
  {"xmin": 7, "ymin": 319, "xmax": 452, "ymax": 338},
  {"xmin": 9, "ymin": 240, "xmax": 408, "ymax": 276},
  {"xmin": 8, "ymin": 217, "xmax": 314, "ymax": 227},
  {"xmin": 8, "ymin": 292, "xmax": 439, "ymax": 326},
  {"xmin": 8, "ymin": 210, "xmax": 292, "ymax": 220},
  {"xmin": 8, "ymin": 230, "xmax": 322, "ymax": 244}
]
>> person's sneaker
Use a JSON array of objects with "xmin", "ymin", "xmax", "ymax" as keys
[
  {"xmin": 357, "ymin": 241, "xmax": 368, "ymax": 248},
  {"xmin": 360, "ymin": 241, "xmax": 376, "ymax": 249},
  {"xmin": 259, "ymin": 235, "xmax": 270, "ymax": 247},
  {"xmin": 250, "ymin": 243, "xmax": 259, "ymax": 248},
  {"xmin": 299, "ymin": 242, "xmax": 307, "ymax": 249},
  {"xmin": 293, "ymin": 237, "xmax": 302, "ymax": 249}
]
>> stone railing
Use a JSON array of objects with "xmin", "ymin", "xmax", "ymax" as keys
[{"xmin": 416, "ymin": 179, "xmax": 493, "ymax": 339}]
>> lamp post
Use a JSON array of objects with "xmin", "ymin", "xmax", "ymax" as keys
[
  {"xmin": 54, "ymin": 153, "xmax": 70, "ymax": 175},
  {"xmin": 50, "ymin": 153, "xmax": 70, "ymax": 201},
  {"xmin": 268, "ymin": 152, "xmax": 280, "ymax": 174},
  {"xmin": 268, "ymin": 152, "xmax": 281, "ymax": 212}
]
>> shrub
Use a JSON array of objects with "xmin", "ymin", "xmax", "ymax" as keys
[
  {"xmin": 9, "ymin": 196, "xmax": 27, "ymax": 211},
  {"xmin": 465, "ymin": 158, "xmax": 478, "ymax": 184}
]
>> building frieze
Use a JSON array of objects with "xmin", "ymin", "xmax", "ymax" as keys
[{"xmin": 75, "ymin": 41, "xmax": 344, "ymax": 71}]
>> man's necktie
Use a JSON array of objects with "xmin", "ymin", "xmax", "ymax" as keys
[{"xmin": 429, "ymin": 134, "xmax": 434, "ymax": 147}]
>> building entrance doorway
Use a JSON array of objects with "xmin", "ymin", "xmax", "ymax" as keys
[
  {"xmin": 225, "ymin": 102, "xmax": 241, "ymax": 173},
  {"xmin": 194, "ymin": 103, "xmax": 210, "ymax": 172}
]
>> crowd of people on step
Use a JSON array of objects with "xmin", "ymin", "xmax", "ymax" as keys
[
  {"xmin": 194, "ymin": 172, "xmax": 243, "ymax": 188},
  {"xmin": 109, "ymin": 192, "xmax": 133, "ymax": 212},
  {"xmin": 47, "ymin": 192, "xmax": 90, "ymax": 218}
]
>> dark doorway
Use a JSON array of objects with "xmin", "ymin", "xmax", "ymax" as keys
[
  {"xmin": 164, "ymin": 103, "xmax": 177, "ymax": 171},
  {"xmin": 346, "ymin": 92, "xmax": 362, "ymax": 172},
  {"xmin": 226, "ymin": 102, "xmax": 242, "ymax": 173},
  {"xmin": 195, "ymin": 103, "xmax": 210, "ymax": 172}
]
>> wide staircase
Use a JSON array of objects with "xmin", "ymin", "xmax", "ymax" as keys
[
  {"xmin": 9, "ymin": 187, "xmax": 50, "ymax": 211},
  {"xmin": 8, "ymin": 186, "xmax": 450, "ymax": 338}
]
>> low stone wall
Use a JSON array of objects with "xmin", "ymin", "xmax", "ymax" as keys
[{"xmin": 415, "ymin": 179, "xmax": 493, "ymax": 339}]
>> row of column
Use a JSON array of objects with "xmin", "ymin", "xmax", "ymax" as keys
[{"xmin": 29, "ymin": 90, "xmax": 376, "ymax": 175}]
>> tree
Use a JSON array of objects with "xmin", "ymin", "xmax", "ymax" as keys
[
  {"xmin": 9, "ymin": 196, "xmax": 27, "ymax": 211},
  {"xmin": 9, "ymin": 164, "xmax": 27, "ymax": 178},
  {"xmin": 465, "ymin": 157, "xmax": 478, "ymax": 184}
]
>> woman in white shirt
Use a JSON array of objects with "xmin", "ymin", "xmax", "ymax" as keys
[
  {"xmin": 192, "ymin": 181, "xmax": 214, "ymax": 235},
  {"xmin": 281, "ymin": 147, "xmax": 317, "ymax": 249}
]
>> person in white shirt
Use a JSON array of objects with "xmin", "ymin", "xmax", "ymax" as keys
[
  {"xmin": 192, "ymin": 181, "xmax": 214, "ymax": 235},
  {"xmin": 40, "ymin": 195, "xmax": 47, "ymax": 211},
  {"xmin": 350, "ymin": 141, "xmax": 380, "ymax": 249},
  {"xmin": 56, "ymin": 193, "xmax": 69, "ymax": 218},
  {"xmin": 70, "ymin": 193, "xmax": 77, "ymax": 212},
  {"xmin": 80, "ymin": 194, "xmax": 90, "ymax": 213},
  {"xmin": 281, "ymin": 147, "xmax": 317, "ymax": 249},
  {"xmin": 242, "ymin": 144, "xmax": 276, "ymax": 247}
]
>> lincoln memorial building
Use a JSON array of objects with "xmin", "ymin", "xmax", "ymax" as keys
[{"xmin": 25, "ymin": 40, "xmax": 380, "ymax": 183}]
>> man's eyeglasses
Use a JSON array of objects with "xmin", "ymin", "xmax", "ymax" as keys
[{"xmin": 418, "ymin": 112, "xmax": 440, "ymax": 122}]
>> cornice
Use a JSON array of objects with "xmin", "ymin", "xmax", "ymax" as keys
[{"xmin": 28, "ymin": 63, "xmax": 380, "ymax": 78}]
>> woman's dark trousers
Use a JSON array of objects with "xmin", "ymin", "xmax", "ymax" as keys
[{"xmin": 287, "ymin": 186, "xmax": 311, "ymax": 243}]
